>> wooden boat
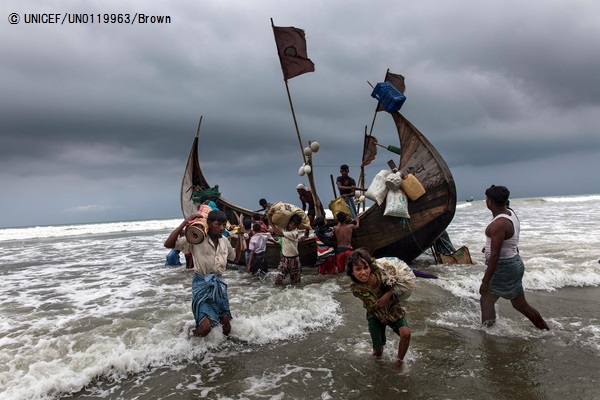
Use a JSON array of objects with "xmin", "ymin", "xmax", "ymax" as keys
[
  {"xmin": 351, "ymin": 72, "xmax": 456, "ymax": 262},
  {"xmin": 181, "ymin": 71, "xmax": 456, "ymax": 267},
  {"xmin": 180, "ymin": 117, "xmax": 317, "ymax": 268}
]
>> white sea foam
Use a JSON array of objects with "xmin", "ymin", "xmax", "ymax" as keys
[
  {"xmin": 0, "ymin": 244, "xmax": 343, "ymax": 400},
  {"xmin": 456, "ymin": 202, "xmax": 473, "ymax": 209},
  {"xmin": 0, "ymin": 218, "xmax": 181, "ymax": 242},
  {"xmin": 540, "ymin": 194, "xmax": 600, "ymax": 203}
]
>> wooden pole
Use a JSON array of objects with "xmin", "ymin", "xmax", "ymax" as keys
[
  {"xmin": 195, "ymin": 115, "xmax": 202, "ymax": 138},
  {"xmin": 330, "ymin": 174, "xmax": 337, "ymax": 198},
  {"xmin": 283, "ymin": 80, "xmax": 307, "ymax": 165},
  {"xmin": 359, "ymin": 127, "xmax": 367, "ymax": 213},
  {"xmin": 306, "ymin": 141, "xmax": 322, "ymax": 219}
]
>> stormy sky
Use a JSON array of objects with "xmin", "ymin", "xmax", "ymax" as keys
[{"xmin": 1, "ymin": 0, "xmax": 599, "ymax": 228}]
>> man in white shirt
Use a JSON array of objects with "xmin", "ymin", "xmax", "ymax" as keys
[{"xmin": 165, "ymin": 210, "xmax": 242, "ymax": 337}]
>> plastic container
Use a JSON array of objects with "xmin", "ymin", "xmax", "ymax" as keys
[{"xmin": 371, "ymin": 82, "xmax": 406, "ymax": 113}]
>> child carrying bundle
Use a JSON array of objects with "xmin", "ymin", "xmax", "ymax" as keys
[{"xmin": 346, "ymin": 248, "xmax": 412, "ymax": 365}]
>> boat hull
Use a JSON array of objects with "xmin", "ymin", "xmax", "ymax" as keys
[{"xmin": 351, "ymin": 108, "xmax": 456, "ymax": 263}]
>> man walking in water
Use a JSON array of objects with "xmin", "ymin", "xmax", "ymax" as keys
[
  {"xmin": 480, "ymin": 185, "xmax": 549, "ymax": 330},
  {"xmin": 164, "ymin": 210, "xmax": 242, "ymax": 337}
]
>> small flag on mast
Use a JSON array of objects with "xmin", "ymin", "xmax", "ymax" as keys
[
  {"xmin": 376, "ymin": 72, "xmax": 406, "ymax": 112},
  {"xmin": 272, "ymin": 25, "xmax": 315, "ymax": 80},
  {"xmin": 361, "ymin": 135, "xmax": 378, "ymax": 167}
]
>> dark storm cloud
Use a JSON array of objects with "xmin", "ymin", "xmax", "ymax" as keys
[{"xmin": 1, "ymin": 0, "xmax": 599, "ymax": 227}]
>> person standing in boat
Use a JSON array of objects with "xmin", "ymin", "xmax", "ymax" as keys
[
  {"xmin": 336, "ymin": 164, "xmax": 358, "ymax": 218},
  {"xmin": 296, "ymin": 183, "xmax": 324, "ymax": 225},
  {"xmin": 479, "ymin": 185, "xmax": 549, "ymax": 330},
  {"xmin": 334, "ymin": 211, "xmax": 359, "ymax": 273},
  {"xmin": 164, "ymin": 210, "xmax": 243, "ymax": 337},
  {"xmin": 254, "ymin": 198, "xmax": 273, "ymax": 214}
]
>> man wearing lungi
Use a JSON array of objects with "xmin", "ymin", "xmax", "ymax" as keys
[
  {"xmin": 479, "ymin": 185, "xmax": 549, "ymax": 330},
  {"xmin": 165, "ymin": 210, "xmax": 241, "ymax": 337}
]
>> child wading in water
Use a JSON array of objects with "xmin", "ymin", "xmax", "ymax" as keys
[
  {"xmin": 347, "ymin": 248, "xmax": 411, "ymax": 365},
  {"xmin": 269, "ymin": 213, "xmax": 303, "ymax": 284}
]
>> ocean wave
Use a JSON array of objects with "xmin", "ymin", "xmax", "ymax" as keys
[
  {"xmin": 522, "ymin": 194, "xmax": 600, "ymax": 204},
  {"xmin": 0, "ymin": 219, "xmax": 182, "ymax": 242}
]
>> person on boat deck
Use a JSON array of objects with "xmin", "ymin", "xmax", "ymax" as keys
[
  {"xmin": 347, "ymin": 248, "xmax": 411, "ymax": 365},
  {"xmin": 336, "ymin": 164, "xmax": 358, "ymax": 218},
  {"xmin": 247, "ymin": 223, "xmax": 269, "ymax": 276},
  {"xmin": 269, "ymin": 213, "xmax": 303, "ymax": 284},
  {"xmin": 254, "ymin": 198, "xmax": 273, "ymax": 214},
  {"xmin": 334, "ymin": 211, "xmax": 359, "ymax": 273},
  {"xmin": 164, "ymin": 210, "xmax": 243, "ymax": 337},
  {"xmin": 296, "ymin": 183, "xmax": 325, "ymax": 225},
  {"xmin": 479, "ymin": 185, "xmax": 549, "ymax": 330},
  {"xmin": 314, "ymin": 216, "xmax": 336, "ymax": 275}
]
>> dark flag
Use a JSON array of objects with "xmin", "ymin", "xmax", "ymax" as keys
[
  {"xmin": 376, "ymin": 72, "xmax": 406, "ymax": 112},
  {"xmin": 272, "ymin": 25, "xmax": 315, "ymax": 80},
  {"xmin": 361, "ymin": 135, "xmax": 378, "ymax": 167}
]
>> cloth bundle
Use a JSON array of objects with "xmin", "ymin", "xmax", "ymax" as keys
[
  {"xmin": 385, "ymin": 171, "xmax": 403, "ymax": 190},
  {"xmin": 376, "ymin": 257, "xmax": 416, "ymax": 303},
  {"xmin": 268, "ymin": 202, "xmax": 311, "ymax": 230}
]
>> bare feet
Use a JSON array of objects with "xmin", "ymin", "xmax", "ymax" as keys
[
  {"xmin": 482, "ymin": 319, "xmax": 496, "ymax": 328},
  {"xmin": 220, "ymin": 316, "xmax": 231, "ymax": 336},
  {"xmin": 191, "ymin": 326, "xmax": 205, "ymax": 337},
  {"xmin": 372, "ymin": 348, "xmax": 383, "ymax": 358}
]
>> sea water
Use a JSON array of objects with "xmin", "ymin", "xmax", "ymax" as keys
[{"xmin": 1, "ymin": 195, "xmax": 599, "ymax": 400}]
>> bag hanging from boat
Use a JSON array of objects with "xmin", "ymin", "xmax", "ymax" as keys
[
  {"xmin": 365, "ymin": 170, "xmax": 391, "ymax": 206},
  {"xmin": 385, "ymin": 171, "xmax": 403, "ymax": 190},
  {"xmin": 383, "ymin": 188, "xmax": 410, "ymax": 219}
]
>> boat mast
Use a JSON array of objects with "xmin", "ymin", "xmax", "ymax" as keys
[{"xmin": 271, "ymin": 18, "xmax": 322, "ymax": 218}]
